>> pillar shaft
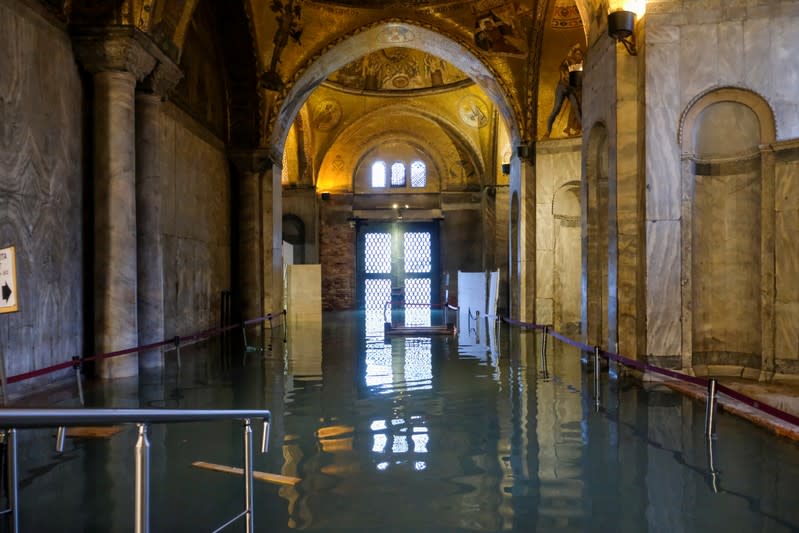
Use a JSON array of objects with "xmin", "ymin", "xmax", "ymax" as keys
[
  {"xmin": 93, "ymin": 70, "xmax": 139, "ymax": 379},
  {"xmin": 136, "ymin": 93, "xmax": 164, "ymax": 368},
  {"xmin": 238, "ymin": 169, "xmax": 265, "ymax": 321}
]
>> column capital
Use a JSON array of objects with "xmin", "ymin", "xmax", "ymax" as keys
[
  {"xmin": 72, "ymin": 26, "xmax": 167, "ymax": 82},
  {"xmin": 229, "ymin": 149, "xmax": 273, "ymax": 175},
  {"xmin": 140, "ymin": 57, "xmax": 183, "ymax": 99}
]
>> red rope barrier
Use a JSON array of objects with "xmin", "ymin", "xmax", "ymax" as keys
[
  {"xmin": 6, "ymin": 310, "xmax": 287, "ymax": 385},
  {"xmin": 503, "ymin": 316, "xmax": 799, "ymax": 429}
]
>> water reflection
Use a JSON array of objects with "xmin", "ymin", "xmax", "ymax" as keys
[{"xmin": 15, "ymin": 313, "xmax": 799, "ymax": 532}]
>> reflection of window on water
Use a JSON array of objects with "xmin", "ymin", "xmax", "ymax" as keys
[
  {"xmin": 404, "ymin": 337, "xmax": 432, "ymax": 390},
  {"xmin": 370, "ymin": 414, "xmax": 429, "ymax": 472},
  {"xmin": 365, "ymin": 338, "xmax": 392, "ymax": 387}
]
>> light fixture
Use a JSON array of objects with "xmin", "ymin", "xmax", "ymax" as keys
[{"xmin": 607, "ymin": 4, "xmax": 638, "ymax": 56}]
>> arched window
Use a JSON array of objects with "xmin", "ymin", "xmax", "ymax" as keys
[
  {"xmin": 410, "ymin": 161, "xmax": 426, "ymax": 188},
  {"xmin": 391, "ymin": 162, "xmax": 406, "ymax": 187},
  {"xmin": 371, "ymin": 161, "xmax": 386, "ymax": 187}
]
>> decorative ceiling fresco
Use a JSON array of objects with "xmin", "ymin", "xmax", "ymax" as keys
[{"xmin": 326, "ymin": 48, "xmax": 470, "ymax": 93}]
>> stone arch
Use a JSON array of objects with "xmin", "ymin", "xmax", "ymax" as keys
[
  {"xmin": 583, "ymin": 121, "xmax": 610, "ymax": 348},
  {"xmin": 269, "ymin": 21, "xmax": 523, "ymax": 160},
  {"xmin": 679, "ymin": 87, "xmax": 777, "ymax": 378},
  {"xmin": 316, "ymin": 103, "xmax": 484, "ymax": 194}
]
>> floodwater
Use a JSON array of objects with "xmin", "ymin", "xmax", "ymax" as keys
[{"xmin": 9, "ymin": 311, "xmax": 799, "ymax": 532}]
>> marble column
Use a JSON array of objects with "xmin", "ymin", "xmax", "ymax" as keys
[
  {"xmin": 136, "ymin": 61, "xmax": 182, "ymax": 369},
  {"xmin": 267, "ymin": 165, "xmax": 284, "ymax": 315},
  {"xmin": 510, "ymin": 150, "xmax": 536, "ymax": 322},
  {"xmin": 74, "ymin": 30, "xmax": 156, "ymax": 378},
  {"xmin": 231, "ymin": 150, "xmax": 272, "ymax": 326}
]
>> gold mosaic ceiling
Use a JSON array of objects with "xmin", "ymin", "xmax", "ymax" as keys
[{"xmin": 326, "ymin": 48, "xmax": 471, "ymax": 93}]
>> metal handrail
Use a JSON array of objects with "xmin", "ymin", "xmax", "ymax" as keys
[{"xmin": 0, "ymin": 408, "xmax": 271, "ymax": 533}]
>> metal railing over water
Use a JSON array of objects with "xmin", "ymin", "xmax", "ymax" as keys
[{"xmin": 0, "ymin": 408, "xmax": 272, "ymax": 533}]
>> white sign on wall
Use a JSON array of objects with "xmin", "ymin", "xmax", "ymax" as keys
[{"xmin": 0, "ymin": 246, "xmax": 18, "ymax": 314}]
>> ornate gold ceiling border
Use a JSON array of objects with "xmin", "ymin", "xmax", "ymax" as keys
[
  {"xmin": 320, "ymin": 77, "xmax": 475, "ymax": 97},
  {"xmin": 267, "ymin": 17, "xmax": 523, "ymax": 152},
  {"xmin": 306, "ymin": 0, "xmax": 464, "ymax": 8},
  {"xmin": 524, "ymin": 0, "xmax": 551, "ymax": 143}
]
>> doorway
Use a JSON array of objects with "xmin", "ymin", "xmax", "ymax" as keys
[{"xmin": 357, "ymin": 221, "xmax": 440, "ymax": 333}]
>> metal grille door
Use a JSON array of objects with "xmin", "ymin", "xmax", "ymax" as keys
[{"xmin": 357, "ymin": 222, "xmax": 440, "ymax": 329}]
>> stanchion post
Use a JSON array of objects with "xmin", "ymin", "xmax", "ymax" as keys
[
  {"xmin": 705, "ymin": 378, "xmax": 718, "ymax": 437},
  {"xmin": 72, "ymin": 356, "xmax": 85, "ymax": 406},
  {"xmin": 593, "ymin": 346, "xmax": 601, "ymax": 409},
  {"xmin": 540, "ymin": 326, "xmax": 549, "ymax": 378},
  {"xmin": 135, "ymin": 423, "xmax": 151, "ymax": 533},
  {"xmin": 174, "ymin": 336, "xmax": 181, "ymax": 369}
]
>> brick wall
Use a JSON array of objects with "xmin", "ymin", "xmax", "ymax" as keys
[{"xmin": 320, "ymin": 203, "xmax": 356, "ymax": 310}]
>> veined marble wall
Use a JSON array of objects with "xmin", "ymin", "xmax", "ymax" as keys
[
  {"xmin": 775, "ymin": 146, "xmax": 799, "ymax": 376},
  {"xmin": 581, "ymin": 35, "xmax": 618, "ymax": 351},
  {"xmin": 0, "ymin": 0, "xmax": 83, "ymax": 391},
  {"xmin": 646, "ymin": 0, "xmax": 799, "ymax": 373},
  {"xmin": 535, "ymin": 138, "xmax": 582, "ymax": 332},
  {"xmin": 160, "ymin": 102, "xmax": 231, "ymax": 338}
]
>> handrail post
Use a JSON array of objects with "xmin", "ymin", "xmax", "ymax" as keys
[
  {"xmin": 243, "ymin": 418, "xmax": 254, "ymax": 533},
  {"xmin": 593, "ymin": 346, "xmax": 601, "ymax": 410},
  {"xmin": 135, "ymin": 423, "xmax": 151, "ymax": 533},
  {"xmin": 705, "ymin": 379, "xmax": 718, "ymax": 437},
  {"xmin": 540, "ymin": 326, "xmax": 549, "ymax": 379},
  {"xmin": 7, "ymin": 429, "xmax": 19, "ymax": 533}
]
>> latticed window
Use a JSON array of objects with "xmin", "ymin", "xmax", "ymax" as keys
[
  {"xmin": 404, "ymin": 232, "xmax": 431, "ymax": 273},
  {"xmin": 371, "ymin": 161, "xmax": 386, "ymax": 187},
  {"xmin": 410, "ymin": 161, "xmax": 426, "ymax": 188},
  {"xmin": 391, "ymin": 162, "xmax": 406, "ymax": 187},
  {"xmin": 364, "ymin": 233, "xmax": 392, "ymax": 273}
]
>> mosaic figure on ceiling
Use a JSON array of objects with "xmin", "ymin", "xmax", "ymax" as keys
[{"xmin": 543, "ymin": 43, "xmax": 584, "ymax": 138}]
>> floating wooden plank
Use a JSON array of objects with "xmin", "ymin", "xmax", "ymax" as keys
[
  {"xmin": 192, "ymin": 461, "xmax": 301, "ymax": 486},
  {"xmin": 66, "ymin": 426, "xmax": 124, "ymax": 438},
  {"xmin": 316, "ymin": 425, "xmax": 353, "ymax": 439}
]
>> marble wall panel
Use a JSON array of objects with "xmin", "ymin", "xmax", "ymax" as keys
[
  {"xmin": 776, "ymin": 208, "xmax": 799, "ymax": 303},
  {"xmin": 693, "ymin": 172, "xmax": 761, "ymax": 356},
  {"xmin": 537, "ymin": 249, "xmax": 554, "ymax": 300},
  {"xmin": 776, "ymin": 160, "xmax": 799, "ymax": 211},
  {"xmin": 775, "ymin": 302, "xmax": 799, "ymax": 360},
  {"xmin": 679, "ymin": 24, "xmax": 719, "ymax": 107},
  {"xmin": 742, "ymin": 17, "xmax": 772, "ymax": 98},
  {"xmin": 160, "ymin": 105, "xmax": 231, "ymax": 338},
  {"xmin": 775, "ymin": 103, "xmax": 799, "ymax": 140},
  {"xmin": 536, "ymin": 204, "xmax": 554, "ymax": 251},
  {"xmin": 0, "ymin": 1, "xmax": 83, "ymax": 387},
  {"xmin": 646, "ymin": 220, "xmax": 681, "ymax": 357},
  {"xmin": 717, "ymin": 21, "xmax": 745, "ymax": 86}
]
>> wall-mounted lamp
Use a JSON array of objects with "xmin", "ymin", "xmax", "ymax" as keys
[
  {"xmin": 320, "ymin": 191, "xmax": 331, "ymax": 201},
  {"xmin": 347, "ymin": 216, "xmax": 359, "ymax": 229},
  {"xmin": 607, "ymin": 8, "xmax": 638, "ymax": 56}
]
